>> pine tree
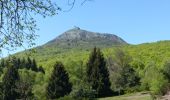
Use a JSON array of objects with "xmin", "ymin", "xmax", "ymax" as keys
[
  {"xmin": 0, "ymin": 58, "xmax": 5, "ymax": 68},
  {"xmin": 11, "ymin": 56, "xmax": 20, "ymax": 69},
  {"xmin": 0, "ymin": 59, "xmax": 5, "ymax": 75},
  {"xmin": 38, "ymin": 66, "xmax": 45, "ymax": 74},
  {"xmin": 17, "ymin": 58, "xmax": 21, "ymax": 69},
  {"xmin": 20, "ymin": 58, "xmax": 26, "ymax": 69},
  {"xmin": 46, "ymin": 61, "xmax": 72, "ymax": 99},
  {"xmin": 31, "ymin": 59, "xmax": 38, "ymax": 72},
  {"xmin": 2, "ymin": 63, "xmax": 20, "ymax": 100},
  {"xmin": 26, "ymin": 57, "xmax": 32, "ymax": 70},
  {"xmin": 86, "ymin": 47, "xmax": 111, "ymax": 97}
]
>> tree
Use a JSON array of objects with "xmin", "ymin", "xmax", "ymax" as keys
[
  {"xmin": 142, "ymin": 62, "xmax": 168, "ymax": 95},
  {"xmin": 20, "ymin": 58, "xmax": 26, "ymax": 69},
  {"xmin": 0, "ymin": 0, "xmax": 91, "ymax": 51},
  {"xmin": 38, "ymin": 66, "xmax": 45, "ymax": 74},
  {"xmin": 2, "ymin": 63, "xmax": 20, "ymax": 100},
  {"xmin": 116, "ymin": 64, "xmax": 140, "ymax": 92},
  {"xmin": 86, "ymin": 47, "xmax": 111, "ymax": 97},
  {"xmin": 16, "ymin": 69, "xmax": 36, "ymax": 99},
  {"xmin": 0, "ymin": 58, "xmax": 5, "ymax": 74},
  {"xmin": 46, "ymin": 61, "xmax": 72, "ymax": 99},
  {"xmin": 163, "ymin": 60, "xmax": 170, "ymax": 82},
  {"xmin": 26, "ymin": 57, "xmax": 32, "ymax": 70},
  {"xmin": 108, "ymin": 48, "xmax": 140, "ymax": 94},
  {"xmin": 31, "ymin": 58, "xmax": 38, "ymax": 71},
  {"xmin": 0, "ymin": 0, "xmax": 59, "ymax": 50}
]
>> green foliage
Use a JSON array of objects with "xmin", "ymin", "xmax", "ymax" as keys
[
  {"xmin": 142, "ymin": 62, "xmax": 168, "ymax": 95},
  {"xmin": 162, "ymin": 60, "xmax": 170, "ymax": 82},
  {"xmin": 38, "ymin": 66, "xmax": 45, "ymax": 74},
  {"xmin": 108, "ymin": 49, "xmax": 140, "ymax": 94},
  {"xmin": 0, "ymin": 0, "xmax": 58, "ymax": 50},
  {"xmin": 68, "ymin": 60, "xmax": 96, "ymax": 99},
  {"xmin": 71, "ymin": 84, "xmax": 97, "ymax": 99},
  {"xmin": 0, "ymin": 59, "xmax": 5, "ymax": 75},
  {"xmin": 86, "ymin": 47, "xmax": 112, "ymax": 97},
  {"xmin": 31, "ymin": 70, "xmax": 47, "ymax": 99},
  {"xmin": 2, "ymin": 63, "xmax": 20, "ymax": 100},
  {"xmin": 8, "ymin": 41, "xmax": 170, "ymax": 98},
  {"xmin": 117, "ymin": 65, "xmax": 140, "ymax": 93},
  {"xmin": 17, "ymin": 69, "xmax": 36, "ymax": 99},
  {"xmin": 1, "ymin": 56, "xmax": 44, "ymax": 73},
  {"xmin": 46, "ymin": 61, "xmax": 72, "ymax": 99}
]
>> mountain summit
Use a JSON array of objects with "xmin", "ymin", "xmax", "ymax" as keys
[{"xmin": 46, "ymin": 27, "xmax": 127, "ymax": 48}]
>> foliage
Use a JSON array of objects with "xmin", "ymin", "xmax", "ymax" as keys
[
  {"xmin": 142, "ymin": 62, "xmax": 168, "ymax": 95},
  {"xmin": 46, "ymin": 61, "xmax": 72, "ymax": 99},
  {"xmin": 162, "ymin": 60, "xmax": 170, "ymax": 82},
  {"xmin": 4, "ymin": 41, "xmax": 170, "ymax": 99},
  {"xmin": 0, "ymin": 0, "xmax": 59, "ymax": 50},
  {"xmin": 32, "ymin": 73, "xmax": 47, "ymax": 100},
  {"xmin": 16, "ymin": 69, "xmax": 36, "ymax": 99},
  {"xmin": 108, "ymin": 49, "xmax": 140, "ymax": 94},
  {"xmin": 1, "ymin": 62, "xmax": 20, "ymax": 100},
  {"xmin": 86, "ymin": 47, "xmax": 112, "ymax": 97},
  {"xmin": 0, "ymin": 57, "xmax": 44, "ymax": 73}
]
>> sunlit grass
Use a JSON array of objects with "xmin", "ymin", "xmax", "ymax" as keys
[{"xmin": 99, "ymin": 92, "xmax": 152, "ymax": 100}]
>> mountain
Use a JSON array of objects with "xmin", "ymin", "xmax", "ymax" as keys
[
  {"xmin": 14, "ymin": 27, "xmax": 128, "ymax": 67},
  {"xmin": 44, "ymin": 27, "xmax": 127, "ymax": 49}
]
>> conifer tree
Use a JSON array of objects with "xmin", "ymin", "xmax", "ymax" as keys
[
  {"xmin": 26, "ymin": 57, "xmax": 32, "ymax": 70},
  {"xmin": 0, "ymin": 59, "xmax": 5, "ymax": 74},
  {"xmin": 46, "ymin": 61, "xmax": 72, "ymax": 99},
  {"xmin": 20, "ymin": 58, "xmax": 26, "ymax": 69},
  {"xmin": 86, "ymin": 47, "xmax": 111, "ymax": 97},
  {"xmin": 17, "ymin": 58, "xmax": 21, "ymax": 69},
  {"xmin": 38, "ymin": 66, "xmax": 45, "ymax": 74},
  {"xmin": 31, "ymin": 59, "xmax": 38, "ymax": 72},
  {"xmin": 2, "ymin": 63, "xmax": 20, "ymax": 100},
  {"xmin": 0, "ymin": 59, "xmax": 5, "ymax": 68}
]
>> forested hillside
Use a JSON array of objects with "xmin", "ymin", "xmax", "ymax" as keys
[{"xmin": 1, "ymin": 28, "xmax": 170, "ymax": 99}]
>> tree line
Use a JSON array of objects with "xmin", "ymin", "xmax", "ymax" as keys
[
  {"xmin": 1, "ymin": 47, "xmax": 170, "ymax": 99},
  {"xmin": 0, "ymin": 57, "xmax": 45, "ymax": 74}
]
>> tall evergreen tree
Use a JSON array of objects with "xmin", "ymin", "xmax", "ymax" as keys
[
  {"xmin": 0, "ymin": 59, "xmax": 5, "ymax": 75},
  {"xmin": 46, "ymin": 61, "xmax": 72, "ymax": 99},
  {"xmin": 2, "ymin": 63, "xmax": 20, "ymax": 100},
  {"xmin": 0, "ymin": 59, "xmax": 5, "ymax": 68},
  {"xmin": 17, "ymin": 58, "xmax": 21, "ymax": 69},
  {"xmin": 38, "ymin": 66, "xmax": 45, "ymax": 74},
  {"xmin": 20, "ymin": 58, "xmax": 26, "ymax": 69},
  {"xmin": 26, "ymin": 57, "xmax": 32, "ymax": 70},
  {"xmin": 86, "ymin": 47, "xmax": 111, "ymax": 97},
  {"xmin": 31, "ymin": 59, "xmax": 38, "ymax": 72}
]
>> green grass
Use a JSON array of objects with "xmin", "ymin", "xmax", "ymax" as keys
[{"xmin": 99, "ymin": 92, "xmax": 152, "ymax": 100}]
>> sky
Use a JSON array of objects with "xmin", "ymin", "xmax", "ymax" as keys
[{"xmin": 2, "ymin": 0, "xmax": 170, "ymax": 56}]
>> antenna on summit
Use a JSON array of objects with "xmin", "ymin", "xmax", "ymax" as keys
[{"xmin": 74, "ymin": 26, "xmax": 80, "ymax": 30}]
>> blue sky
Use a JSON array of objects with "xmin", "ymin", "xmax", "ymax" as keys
[
  {"xmin": 35, "ymin": 0, "xmax": 170, "ymax": 45},
  {"xmin": 2, "ymin": 0, "xmax": 170, "ymax": 56}
]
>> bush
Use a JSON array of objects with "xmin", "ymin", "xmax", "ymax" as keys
[
  {"xmin": 70, "ymin": 85, "xmax": 97, "ymax": 99},
  {"xmin": 142, "ymin": 62, "xmax": 169, "ymax": 95}
]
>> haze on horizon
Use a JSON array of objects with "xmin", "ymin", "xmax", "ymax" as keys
[{"xmin": 2, "ymin": 0, "xmax": 170, "ymax": 57}]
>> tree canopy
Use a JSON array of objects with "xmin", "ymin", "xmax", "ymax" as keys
[
  {"xmin": 0, "ymin": 0, "xmax": 91, "ymax": 52},
  {"xmin": 0, "ymin": 0, "xmax": 59, "ymax": 51},
  {"xmin": 86, "ymin": 47, "xmax": 111, "ymax": 97}
]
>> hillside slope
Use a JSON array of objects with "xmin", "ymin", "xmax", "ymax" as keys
[
  {"xmin": 14, "ymin": 28, "xmax": 170, "ymax": 73},
  {"xmin": 45, "ymin": 27, "xmax": 127, "ymax": 48},
  {"xmin": 15, "ymin": 27, "xmax": 127, "ymax": 65}
]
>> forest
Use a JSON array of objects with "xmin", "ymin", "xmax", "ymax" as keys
[{"xmin": 0, "ymin": 41, "xmax": 170, "ymax": 99}]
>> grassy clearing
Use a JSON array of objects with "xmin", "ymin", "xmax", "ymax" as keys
[{"xmin": 99, "ymin": 92, "xmax": 152, "ymax": 100}]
